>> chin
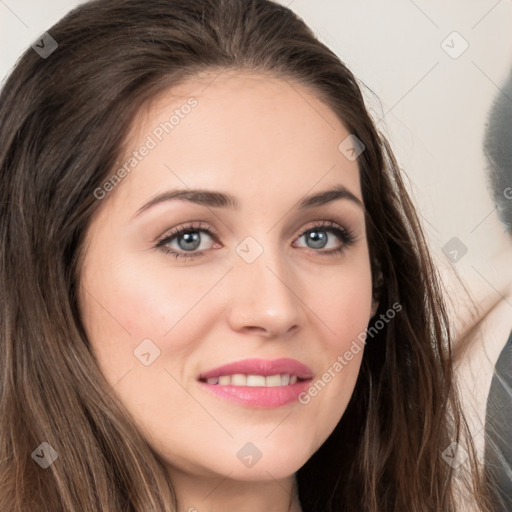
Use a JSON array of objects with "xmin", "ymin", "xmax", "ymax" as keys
[
  {"xmin": 184, "ymin": 444, "xmax": 312, "ymax": 482},
  {"xmin": 223, "ymin": 456, "xmax": 307, "ymax": 482}
]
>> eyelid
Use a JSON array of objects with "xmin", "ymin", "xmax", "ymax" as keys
[
  {"xmin": 293, "ymin": 220, "xmax": 357, "ymax": 249},
  {"xmin": 155, "ymin": 219, "xmax": 357, "ymax": 259},
  {"xmin": 296, "ymin": 219, "xmax": 352, "ymax": 237},
  {"xmin": 155, "ymin": 221, "xmax": 219, "ymax": 245},
  {"xmin": 154, "ymin": 221, "xmax": 219, "ymax": 260}
]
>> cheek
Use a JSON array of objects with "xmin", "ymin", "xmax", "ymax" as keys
[
  {"xmin": 307, "ymin": 257, "xmax": 374, "ymax": 350},
  {"xmin": 78, "ymin": 253, "xmax": 230, "ymax": 378},
  {"xmin": 292, "ymin": 258, "xmax": 372, "ymax": 436},
  {"xmin": 80, "ymin": 244, "xmax": 373, "ymax": 390},
  {"xmin": 115, "ymin": 259, "xmax": 223, "ymax": 338},
  {"xmin": 78, "ymin": 241, "xmax": 374, "ymax": 479}
]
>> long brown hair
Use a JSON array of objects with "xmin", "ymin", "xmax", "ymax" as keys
[{"xmin": 0, "ymin": 0, "xmax": 494, "ymax": 510}]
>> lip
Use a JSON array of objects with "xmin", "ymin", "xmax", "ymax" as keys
[
  {"xmin": 198, "ymin": 358, "xmax": 313, "ymax": 380},
  {"xmin": 198, "ymin": 358, "xmax": 313, "ymax": 409}
]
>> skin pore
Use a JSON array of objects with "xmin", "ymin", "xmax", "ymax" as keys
[{"xmin": 78, "ymin": 71, "xmax": 377, "ymax": 512}]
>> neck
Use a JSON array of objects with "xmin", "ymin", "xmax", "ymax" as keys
[{"xmin": 168, "ymin": 468, "xmax": 302, "ymax": 512}]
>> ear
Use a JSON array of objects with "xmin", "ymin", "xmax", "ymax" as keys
[
  {"xmin": 371, "ymin": 260, "xmax": 383, "ymax": 318},
  {"xmin": 370, "ymin": 298, "xmax": 379, "ymax": 318}
]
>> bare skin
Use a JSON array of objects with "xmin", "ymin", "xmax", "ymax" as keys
[{"xmin": 78, "ymin": 71, "xmax": 376, "ymax": 512}]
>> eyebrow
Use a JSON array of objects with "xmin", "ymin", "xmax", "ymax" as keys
[{"xmin": 133, "ymin": 184, "xmax": 364, "ymax": 218}]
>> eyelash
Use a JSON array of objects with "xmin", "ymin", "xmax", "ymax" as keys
[{"xmin": 155, "ymin": 220, "xmax": 356, "ymax": 260}]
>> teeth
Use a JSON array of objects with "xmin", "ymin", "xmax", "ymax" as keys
[
  {"xmin": 204, "ymin": 373, "xmax": 300, "ymax": 387},
  {"xmin": 266, "ymin": 374, "xmax": 282, "ymax": 387},
  {"xmin": 247, "ymin": 375, "xmax": 266, "ymax": 386},
  {"xmin": 218, "ymin": 375, "xmax": 231, "ymax": 386},
  {"xmin": 231, "ymin": 374, "xmax": 247, "ymax": 386}
]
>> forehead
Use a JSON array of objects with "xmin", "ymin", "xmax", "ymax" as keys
[{"xmin": 107, "ymin": 70, "xmax": 362, "ymax": 213}]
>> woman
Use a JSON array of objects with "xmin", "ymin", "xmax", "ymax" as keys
[{"xmin": 0, "ymin": 0, "xmax": 494, "ymax": 510}]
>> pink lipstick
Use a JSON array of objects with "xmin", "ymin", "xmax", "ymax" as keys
[{"xmin": 198, "ymin": 358, "xmax": 313, "ymax": 408}]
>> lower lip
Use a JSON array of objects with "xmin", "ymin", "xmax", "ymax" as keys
[{"xmin": 198, "ymin": 380, "xmax": 311, "ymax": 408}]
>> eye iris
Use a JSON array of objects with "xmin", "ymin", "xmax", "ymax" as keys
[
  {"xmin": 178, "ymin": 231, "xmax": 201, "ymax": 251},
  {"xmin": 307, "ymin": 230, "xmax": 327, "ymax": 249}
]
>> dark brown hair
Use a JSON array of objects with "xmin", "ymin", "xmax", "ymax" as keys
[{"xmin": 0, "ymin": 0, "xmax": 494, "ymax": 510}]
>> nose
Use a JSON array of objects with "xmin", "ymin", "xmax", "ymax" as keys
[{"xmin": 226, "ymin": 247, "xmax": 305, "ymax": 339}]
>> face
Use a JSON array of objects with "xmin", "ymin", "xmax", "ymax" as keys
[{"xmin": 78, "ymin": 71, "xmax": 376, "ymax": 484}]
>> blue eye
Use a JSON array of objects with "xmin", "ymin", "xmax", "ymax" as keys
[
  {"xmin": 156, "ymin": 220, "xmax": 356, "ymax": 260},
  {"xmin": 295, "ymin": 221, "xmax": 355, "ymax": 253},
  {"xmin": 156, "ymin": 222, "xmax": 217, "ymax": 259}
]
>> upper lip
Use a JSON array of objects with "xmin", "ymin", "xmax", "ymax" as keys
[{"xmin": 199, "ymin": 358, "xmax": 313, "ymax": 380}]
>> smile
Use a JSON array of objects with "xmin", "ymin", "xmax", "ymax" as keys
[
  {"xmin": 202, "ymin": 373, "xmax": 300, "ymax": 387},
  {"xmin": 198, "ymin": 358, "xmax": 313, "ymax": 408}
]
